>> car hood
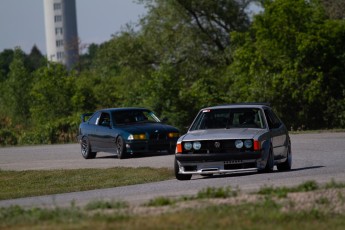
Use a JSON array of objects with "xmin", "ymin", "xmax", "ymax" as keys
[
  {"xmin": 116, "ymin": 122, "xmax": 179, "ymax": 134},
  {"xmin": 181, "ymin": 128, "xmax": 267, "ymax": 141}
]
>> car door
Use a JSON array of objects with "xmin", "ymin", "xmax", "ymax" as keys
[
  {"xmin": 95, "ymin": 112, "xmax": 114, "ymax": 151},
  {"xmin": 264, "ymin": 109, "xmax": 287, "ymax": 159},
  {"xmin": 86, "ymin": 111, "xmax": 101, "ymax": 148}
]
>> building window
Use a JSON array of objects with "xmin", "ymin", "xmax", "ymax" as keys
[
  {"xmin": 57, "ymin": 52, "xmax": 64, "ymax": 60},
  {"xmin": 55, "ymin": 27, "xmax": 63, "ymax": 35},
  {"xmin": 54, "ymin": 15, "xmax": 62, "ymax": 22},
  {"xmin": 53, "ymin": 3, "xmax": 61, "ymax": 10},
  {"xmin": 56, "ymin": 40, "xmax": 64, "ymax": 47}
]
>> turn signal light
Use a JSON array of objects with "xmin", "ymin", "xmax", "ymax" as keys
[
  {"xmin": 168, "ymin": 132, "xmax": 180, "ymax": 138},
  {"xmin": 254, "ymin": 140, "xmax": 261, "ymax": 151},
  {"xmin": 176, "ymin": 143, "xmax": 182, "ymax": 153}
]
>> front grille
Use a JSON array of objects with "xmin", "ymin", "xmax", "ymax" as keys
[
  {"xmin": 183, "ymin": 140, "xmax": 254, "ymax": 154},
  {"xmin": 150, "ymin": 133, "xmax": 167, "ymax": 140}
]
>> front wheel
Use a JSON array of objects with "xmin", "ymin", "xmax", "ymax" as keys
[
  {"xmin": 259, "ymin": 149, "xmax": 274, "ymax": 173},
  {"xmin": 116, "ymin": 136, "xmax": 127, "ymax": 159},
  {"xmin": 277, "ymin": 147, "xmax": 292, "ymax": 171},
  {"xmin": 174, "ymin": 158, "xmax": 192, "ymax": 180},
  {"xmin": 81, "ymin": 136, "xmax": 97, "ymax": 159}
]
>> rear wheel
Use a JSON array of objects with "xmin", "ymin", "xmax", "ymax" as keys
[
  {"xmin": 116, "ymin": 136, "xmax": 127, "ymax": 159},
  {"xmin": 81, "ymin": 136, "xmax": 97, "ymax": 159},
  {"xmin": 174, "ymin": 158, "xmax": 192, "ymax": 180},
  {"xmin": 277, "ymin": 147, "xmax": 292, "ymax": 171}
]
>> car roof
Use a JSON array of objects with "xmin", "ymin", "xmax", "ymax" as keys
[
  {"xmin": 201, "ymin": 103, "xmax": 271, "ymax": 110},
  {"xmin": 98, "ymin": 107, "xmax": 151, "ymax": 113}
]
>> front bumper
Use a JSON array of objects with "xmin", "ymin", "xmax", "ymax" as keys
[{"xmin": 175, "ymin": 151, "xmax": 262, "ymax": 175}]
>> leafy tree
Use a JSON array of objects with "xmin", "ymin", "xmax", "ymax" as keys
[
  {"xmin": 30, "ymin": 63, "xmax": 75, "ymax": 126},
  {"xmin": 227, "ymin": 0, "xmax": 345, "ymax": 129},
  {"xmin": 26, "ymin": 45, "xmax": 46, "ymax": 71},
  {"xmin": 0, "ymin": 49, "xmax": 14, "ymax": 82},
  {"xmin": 78, "ymin": 43, "xmax": 99, "ymax": 71},
  {"xmin": 88, "ymin": 0, "xmax": 256, "ymax": 129},
  {"xmin": 4, "ymin": 48, "xmax": 32, "ymax": 127}
]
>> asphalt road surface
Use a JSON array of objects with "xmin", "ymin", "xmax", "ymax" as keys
[{"xmin": 1, "ymin": 132, "xmax": 345, "ymax": 208}]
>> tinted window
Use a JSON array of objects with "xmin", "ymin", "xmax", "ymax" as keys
[
  {"xmin": 190, "ymin": 108, "xmax": 266, "ymax": 131},
  {"xmin": 264, "ymin": 109, "xmax": 282, "ymax": 129},
  {"xmin": 88, "ymin": 112, "xmax": 101, "ymax": 125},
  {"xmin": 111, "ymin": 110, "xmax": 160, "ymax": 125},
  {"xmin": 98, "ymin": 112, "xmax": 111, "ymax": 126}
]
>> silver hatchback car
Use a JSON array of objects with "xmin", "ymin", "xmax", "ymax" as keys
[{"xmin": 174, "ymin": 103, "xmax": 291, "ymax": 180}]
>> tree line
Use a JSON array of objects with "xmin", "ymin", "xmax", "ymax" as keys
[{"xmin": 0, "ymin": 0, "xmax": 344, "ymax": 146}]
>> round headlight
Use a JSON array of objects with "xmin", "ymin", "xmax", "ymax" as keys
[
  {"xmin": 244, "ymin": 140, "xmax": 253, "ymax": 148},
  {"xmin": 193, "ymin": 141, "xmax": 201, "ymax": 150},
  {"xmin": 184, "ymin": 142, "xmax": 192, "ymax": 150},
  {"xmin": 235, "ymin": 140, "xmax": 243, "ymax": 149}
]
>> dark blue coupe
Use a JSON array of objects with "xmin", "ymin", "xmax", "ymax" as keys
[{"xmin": 77, "ymin": 108, "xmax": 180, "ymax": 159}]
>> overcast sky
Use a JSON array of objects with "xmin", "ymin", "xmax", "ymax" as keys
[{"xmin": 0, "ymin": 0, "xmax": 147, "ymax": 55}]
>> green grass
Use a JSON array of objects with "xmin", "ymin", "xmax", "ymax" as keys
[
  {"xmin": 144, "ymin": 186, "xmax": 239, "ymax": 207},
  {"xmin": 1, "ymin": 194, "xmax": 345, "ymax": 230},
  {"xmin": 145, "ymin": 196, "xmax": 176, "ymax": 207},
  {"xmin": 85, "ymin": 200, "xmax": 128, "ymax": 211},
  {"xmin": 257, "ymin": 180, "xmax": 345, "ymax": 198},
  {"xmin": 196, "ymin": 186, "xmax": 238, "ymax": 199},
  {"xmin": 0, "ymin": 167, "xmax": 174, "ymax": 200}
]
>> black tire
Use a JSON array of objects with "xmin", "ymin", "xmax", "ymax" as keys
[
  {"xmin": 277, "ymin": 147, "xmax": 292, "ymax": 171},
  {"xmin": 174, "ymin": 158, "xmax": 192, "ymax": 180},
  {"xmin": 81, "ymin": 136, "xmax": 97, "ymax": 159},
  {"xmin": 259, "ymin": 149, "xmax": 274, "ymax": 173},
  {"xmin": 116, "ymin": 136, "xmax": 127, "ymax": 159}
]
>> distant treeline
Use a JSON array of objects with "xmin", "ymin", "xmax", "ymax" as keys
[{"xmin": 1, "ymin": 0, "xmax": 345, "ymax": 145}]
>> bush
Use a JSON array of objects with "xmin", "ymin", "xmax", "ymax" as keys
[
  {"xmin": 0, "ymin": 129, "xmax": 18, "ymax": 146},
  {"xmin": 18, "ymin": 116, "xmax": 79, "ymax": 145}
]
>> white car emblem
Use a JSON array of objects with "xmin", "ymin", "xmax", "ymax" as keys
[{"xmin": 214, "ymin": 142, "xmax": 220, "ymax": 148}]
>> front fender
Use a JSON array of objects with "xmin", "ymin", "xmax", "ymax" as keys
[{"xmin": 257, "ymin": 138, "xmax": 271, "ymax": 169}]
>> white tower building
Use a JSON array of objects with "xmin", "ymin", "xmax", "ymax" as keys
[{"xmin": 43, "ymin": 0, "xmax": 79, "ymax": 70}]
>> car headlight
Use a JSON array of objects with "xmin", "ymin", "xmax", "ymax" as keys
[
  {"xmin": 193, "ymin": 141, "xmax": 201, "ymax": 150},
  {"xmin": 168, "ymin": 132, "xmax": 179, "ymax": 138},
  {"xmin": 184, "ymin": 142, "xmax": 192, "ymax": 150},
  {"xmin": 235, "ymin": 140, "xmax": 243, "ymax": 149},
  {"xmin": 244, "ymin": 140, "xmax": 253, "ymax": 149},
  {"xmin": 128, "ymin": 134, "xmax": 146, "ymax": 140}
]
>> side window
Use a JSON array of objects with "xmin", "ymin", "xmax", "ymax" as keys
[
  {"xmin": 264, "ymin": 109, "xmax": 281, "ymax": 129},
  {"xmin": 88, "ymin": 112, "xmax": 101, "ymax": 125},
  {"xmin": 98, "ymin": 112, "xmax": 111, "ymax": 127},
  {"xmin": 269, "ymin": 110, "xmax": 282, "ymax": 128}
]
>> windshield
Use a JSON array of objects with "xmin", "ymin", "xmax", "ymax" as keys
[
  {"xmin": 111, "ymin": 110, "xmax": 161, "ymax": 125},
  {"xmin": 190, "ymin": 108, "xmax": 266, "ymax": 130}
]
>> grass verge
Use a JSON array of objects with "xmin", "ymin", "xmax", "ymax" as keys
[
  {"xmin": 1, "ymin": 180, "xmax": 345, "ymax": 229},
  {"xmin": 0, "ymin": 167, "xmax": 174, "ymax": 200}
]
